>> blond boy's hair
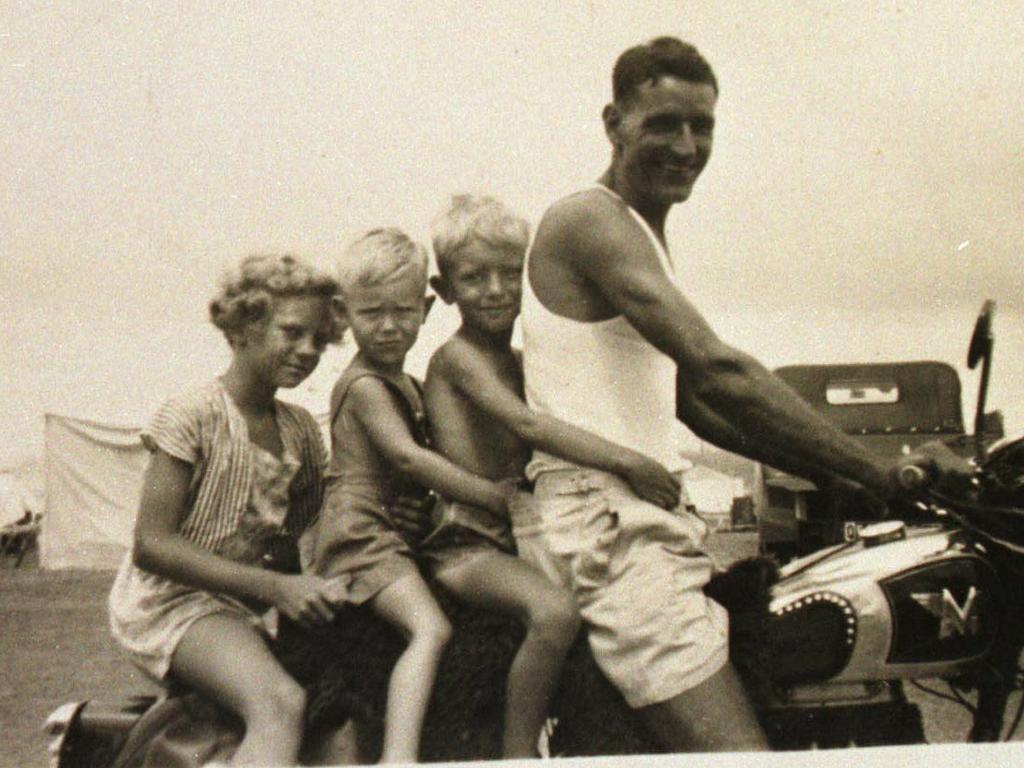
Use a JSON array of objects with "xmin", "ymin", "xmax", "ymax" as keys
[
  {"xmin": 336, "ymin": 228, "xmax": 429, "ymax": 296},
  {"xmin": 431, "ymin": 195, "xmax": 530, "ymax": 278}
]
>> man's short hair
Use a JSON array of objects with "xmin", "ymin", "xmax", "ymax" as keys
[
  {"xmin": 612, "ymin": 37, "xmax": 718, "ymax": 104},
  {"xmin": 431, "ymin": 195, "xmax": 530, "ymax": 278},
  {"xmin": 336, "ymin": 227, "xmax": 429, "ymax": 296}
]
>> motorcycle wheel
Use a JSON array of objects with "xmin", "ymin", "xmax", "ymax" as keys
[{"xmin": 763, "ymin": 702, "xmax": 925, "ymax": 750}]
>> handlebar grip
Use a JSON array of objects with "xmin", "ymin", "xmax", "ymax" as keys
[{"xmin": 896, "ymin": 463, "xmax": 930, "ymax": 491}]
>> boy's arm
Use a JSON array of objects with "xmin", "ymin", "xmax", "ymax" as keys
[
  {"xmin": 346, "ymin": 377, "xmax": 507, "ymax": 514},
  {"xmin": 441, "ymin": 345, "xmax": 680, "ymax": 510}
]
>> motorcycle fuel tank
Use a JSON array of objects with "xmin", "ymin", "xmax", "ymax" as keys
[{"xmin": 765, "ymin": 524, "xmax": 1003, "ymax": 687}]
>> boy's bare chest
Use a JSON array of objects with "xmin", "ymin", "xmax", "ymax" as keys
[
  {"xmin": 462, "ymin": 360, "xmax": 529, "ymax": 473},
  {"xmin": 490, "ymin": 355, "xmax": 526, "ymax": 398},
  {"xmin": 463, "ymin": 415, "xmax": 530, "ymax": 479},
  {"xmin": 427, "ymin": 359, "xmax": 529, "ymax": 477}
]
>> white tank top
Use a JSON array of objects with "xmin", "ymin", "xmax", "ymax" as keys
[{"xmin": 522, "ymin": 185, "xmax": 693, "ymax": 477}]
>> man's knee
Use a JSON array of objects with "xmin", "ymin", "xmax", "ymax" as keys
[{"xmin": 639, "ymin": 663, "xmax": 767, "ymax": 752}]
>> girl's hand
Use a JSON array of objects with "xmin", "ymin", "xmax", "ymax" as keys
[
  {"xmin": 620, "ymin": 453, "xmax": 681, "ymax": 510},
  {"xmin": 271, "ymin": 574, "xmax": 337, "ymax": 627}
]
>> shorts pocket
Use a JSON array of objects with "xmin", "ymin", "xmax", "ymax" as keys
[
  {"xmin": 656, "ymin": 507, "xmax": 710, "ymax": 558},
  {"xmin": 571, "ymin": 504, "xmax": 620, "ymax": 592}
]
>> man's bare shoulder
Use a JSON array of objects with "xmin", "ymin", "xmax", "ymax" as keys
[{"xmin": 536, "ymin": 188, "xmax": 643, "ymax": 259}]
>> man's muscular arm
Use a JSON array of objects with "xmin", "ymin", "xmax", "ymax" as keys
[
  {"xmin": 676, "ymin": 383, "xmax": 864, "ymax": 491},
  {"xmin": 541, "ymin": 195, "xmax": 901, "ymax": 495}
]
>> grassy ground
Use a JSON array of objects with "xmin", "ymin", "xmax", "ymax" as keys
[
  {"xmin": 0, "ymin": 559, "xmax": 157, "ymax": 768},
  {"xmin": 1, "ymin": 534, "xmax": 1020, "ymax": 767}
]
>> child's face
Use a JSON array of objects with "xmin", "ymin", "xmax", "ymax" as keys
[
  {"xmin": 342, "ymin": 271, "xmax": 426, "ymax": 367},
  {"xmin": 439, "ymin": 240, "xmax": 524, "ymax": 335},
  {"xmin": 239, "ymin": 295, "xmax": 333, "ymax": 389}
]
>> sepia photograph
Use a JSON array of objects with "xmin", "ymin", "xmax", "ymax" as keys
[{"xmin": 2, "ymin": 2, "xmax": 1023, "ymax": 767}]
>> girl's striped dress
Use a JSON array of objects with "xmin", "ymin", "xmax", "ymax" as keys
[{"xmin": 108, "ymin": 378, "xmax": 325, "ymax": 680}]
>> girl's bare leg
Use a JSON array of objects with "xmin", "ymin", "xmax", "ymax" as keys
[
  {"xmin": 369, "ymin": 572, "xmax": 452, "ymax": 763},
  {"xmin": 170, "ymin": 613, "xmax": 306, "ymax": 766},
  {"xmin": 436, "ymin": 552, "xmax": 580, "ymax": 758}
]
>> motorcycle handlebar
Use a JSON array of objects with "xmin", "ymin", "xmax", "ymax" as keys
[{"xmin": 896, "ymin": 463, "xmax": 931, "ymax": 491}]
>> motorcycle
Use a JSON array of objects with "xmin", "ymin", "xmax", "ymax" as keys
[
  {"xmin": 727, "ymin": 300, "xmax": 1023, "ymax": 749},
  {"xmin": 46, "ymin": 301, "xmax": 1024, "ymax": 763},
  {"xmin": 723, "ymin": 299, "xmax": 1023, "ymax": 749},
  {"xmin": 721, "ymin": 478, "xmax": 1024, "ymax": 749}
]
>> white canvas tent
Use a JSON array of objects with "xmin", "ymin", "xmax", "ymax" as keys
[
  {"xmin": 1, "ymin": 472, "xmax": 38, "ymax": 528},
  {"xmin": 41, "ymin": 414, "xmax": 149, "ymax": 569},
  {"xmin": 40, "ymin": 409, "xmax": 334, "ymax": 570}
]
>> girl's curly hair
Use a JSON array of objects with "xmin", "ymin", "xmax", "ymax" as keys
[{"xmin": 209, "ymin": 253, "xmax": 344, "ymax": 344}]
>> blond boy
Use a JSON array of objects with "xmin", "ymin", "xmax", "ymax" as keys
[{"xmin": 423, "ymin": 195, "xmax": 680, "ymax": 757}]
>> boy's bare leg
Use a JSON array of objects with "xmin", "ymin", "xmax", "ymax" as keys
[
  {"xmin": 370, "ymin": 572, "xmax": 452, "ymax": 763},
  {"xmin": 638, "ymin": 662, "xmax": 768, "ymax": 752},
  {"xmin": 170, "ymin": 614, "xmax": 306, "ymax": 766},
  {"xmin": 436, "ymin": 551, "xmax": 580, "ymax": 758}
]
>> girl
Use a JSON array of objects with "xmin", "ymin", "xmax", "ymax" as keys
[{"xmin": 108, "ymin": 254, "xmax": 343, "ymax": 766}]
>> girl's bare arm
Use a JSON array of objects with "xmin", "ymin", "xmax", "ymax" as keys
[{"xmin": 132, "ymin": 450, "xmax": 335, "ymax": 625}]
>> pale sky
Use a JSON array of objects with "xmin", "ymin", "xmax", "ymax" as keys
[{"xmin": 2, "ymin": 1, "xmax": 1023, "ymax": 468}]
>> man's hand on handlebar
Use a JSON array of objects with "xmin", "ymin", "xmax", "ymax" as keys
[{"xmin": 891, "ymin": 440, "xmax": 975, "ymax": 495}]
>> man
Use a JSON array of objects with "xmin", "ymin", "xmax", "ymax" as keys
[{"xmin": 520, "ymin": 36, "xmax": 969, "ymax": 752}]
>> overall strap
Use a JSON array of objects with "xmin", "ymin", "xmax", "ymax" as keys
[{"xmin": 330, "ymin": 367, "xmax": 431, "ymax": 449}]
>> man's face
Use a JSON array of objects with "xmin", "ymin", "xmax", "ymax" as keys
[{"xmin": 607, "ymin": 76, "xmax": 716, "ymax": 207}]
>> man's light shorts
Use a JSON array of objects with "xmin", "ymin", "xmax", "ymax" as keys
[{"xmin": 520, "ymin": 468, "xmax": 729, "ymax": 708}]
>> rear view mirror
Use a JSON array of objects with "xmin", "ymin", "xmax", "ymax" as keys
[
  {"xmin": 968, "ymin": 300, "xmax": 995, "ymax": 370},
  {"xmin": 968, "ymin": 300, "xmax": 996, "ymax": 461}
]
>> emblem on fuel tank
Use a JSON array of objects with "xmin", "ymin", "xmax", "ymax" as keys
[{"xmin": 910, "ymin": 587, "xmax": 980, "ymax": 638}]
